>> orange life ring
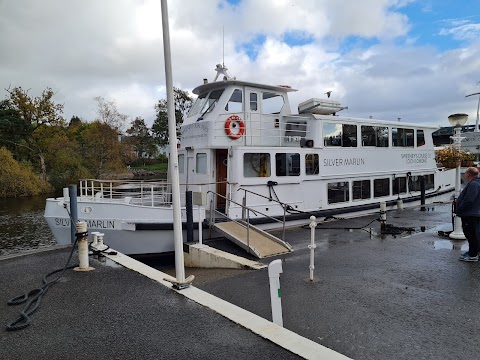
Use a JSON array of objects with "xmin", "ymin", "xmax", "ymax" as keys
[{"xmin": 225, "ymin": 115, "xmax": 245, "ymax": 140}]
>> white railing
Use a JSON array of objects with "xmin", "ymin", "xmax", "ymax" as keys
[{"xmin": 78, "ymin": 179, "xmax": 230, "ymax": 208}]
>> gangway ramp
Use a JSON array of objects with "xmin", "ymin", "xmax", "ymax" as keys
[{"xmin": 213, "ymin": 221, "xmax": 292, "ymax": 258}]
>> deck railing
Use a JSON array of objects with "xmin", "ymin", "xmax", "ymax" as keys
[{"xmin": 77, "ymin": 179, "xmax": 229, "ymax": 208}]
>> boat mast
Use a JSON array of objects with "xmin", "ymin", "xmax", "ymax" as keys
[{"xmin": 160, "ymin": 0, "xmax": 186, "ymax": 283}]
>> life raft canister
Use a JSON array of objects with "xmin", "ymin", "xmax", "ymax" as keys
[{"xmin": 224, "ymin": 115, "xmax": 245, "ymax": 140}]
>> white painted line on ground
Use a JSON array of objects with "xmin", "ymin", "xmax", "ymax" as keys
[{"xmin": 107, "ymin": 251, "xmax": 351, "ymax": 360}]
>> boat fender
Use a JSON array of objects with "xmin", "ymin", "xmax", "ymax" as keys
[{"xmin": 225, "ymin": 115, "xmax": 245, "ymax": 140}]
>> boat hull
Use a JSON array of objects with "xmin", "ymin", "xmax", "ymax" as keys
[{"xmin": 44, "ymin": 197, "xmax": 206, "ymax": 255}]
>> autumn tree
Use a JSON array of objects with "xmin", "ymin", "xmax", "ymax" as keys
[
  {"xmin": 34, "ymin": 125, "xmax": 91, "ymax": 190},
  {"xmin": 80, "ymin": 121, "xmax": 126, "ymax": 178},
  {"xmin": 0, "ymin": 147, "xmax": 52, "ymax": 197},
  {"xmin": 4, "ymin": 86, "xmax": 65, "ymax": 180},
  {"xmin": 152, "ymin": 88, "xmax": 193, "ymax": 147},
  {"xmin": 94, "ymin": 96, "xmax": 128, "ymax": 131}
]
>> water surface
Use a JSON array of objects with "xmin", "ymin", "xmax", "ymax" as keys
[{"xmin": 0, "ymin": 195, "xmax": 56, "ymax": 257}]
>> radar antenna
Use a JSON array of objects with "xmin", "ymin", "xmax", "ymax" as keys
[{"xmin": 214, "ymin": 63, "xmax": 235, "ymax": 82}]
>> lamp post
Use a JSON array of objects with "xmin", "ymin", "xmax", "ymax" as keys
[
  {"xmin": 448, "ymin": 113, "xmax": 468, "ymax": 240},
  {"xmin": 465, "ymin": 91, "xmax": 480, "ymax": 132}
]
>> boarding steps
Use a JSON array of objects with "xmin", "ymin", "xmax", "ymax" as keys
[{"xmin": 213, "ymin": 221, "xmax": 292, "ymax": 258}]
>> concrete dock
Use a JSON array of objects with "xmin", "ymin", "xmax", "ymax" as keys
[{"xmin": 1, "ymin": 203, "xmax": 480, "ymax": 359}]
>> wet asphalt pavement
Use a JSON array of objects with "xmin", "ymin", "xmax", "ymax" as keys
[
  {"xmin": 2, "ymin": 203, "xmax": 479, "ymax": 359},
  {"xmin": 159, "ymin": 204, "xmax": 480, "ymax": 360}
]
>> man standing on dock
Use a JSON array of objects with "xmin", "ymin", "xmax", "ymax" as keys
[{"xmin": 455, "ymin": 167, "xmax": 480, "ymax": 262}]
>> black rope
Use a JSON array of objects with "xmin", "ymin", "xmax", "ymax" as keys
[
  {"xmin": 266, "ymin": 181, "xmax": 307, "ymax": 215},
  {"xmin": 6, "ymin": 204, "xmax": 80, "ymax": 331},
  {"xmin": 6, "ymin": 237, "xmax": 79, "ymax": 331}
]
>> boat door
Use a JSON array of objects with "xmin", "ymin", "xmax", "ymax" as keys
[
  {"xmin": 246, "ymin": 88, "xmax": 261, "ymax": 146},
  {"xmin": 215, "ymin": 149, "xmax": 228, "ymax": 210}
]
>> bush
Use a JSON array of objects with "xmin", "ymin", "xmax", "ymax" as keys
[{"xmin": 0, "ymin": 147, "xmax": 52, "ymax": 197}]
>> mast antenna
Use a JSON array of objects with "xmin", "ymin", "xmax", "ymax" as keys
[{"xmin": 222, "ymin": 25, "xmax": 225, "ymax": 67}]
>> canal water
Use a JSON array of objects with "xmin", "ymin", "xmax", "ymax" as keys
[{"xmin": 0, "ymin": 195, "xmax": 56, "ymax": 257}]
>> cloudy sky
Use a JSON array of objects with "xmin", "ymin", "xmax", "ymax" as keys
[{"xmin": 1, "ymin": 0, "xmax": 479, "ymax": 129}]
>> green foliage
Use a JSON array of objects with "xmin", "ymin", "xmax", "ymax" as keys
[
  {"xmin": 124, "ymin": 117, "xmax": 156, "ymax": 160},
  {"xmin": 0, "ymin": 147, "xmax": 52, "ymax": 197},
  {"xmin": 152, "ymin": 87, "xmax": 193, "ymax": 147},
  {"xmin": 34, "ymin": 125, "xmax": 92, "ymax": 189},
  {"xmin": 0, "ymin": 100, "xmax": 31, "ymax": 155}
]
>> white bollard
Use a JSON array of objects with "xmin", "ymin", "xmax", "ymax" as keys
[
  {"xmin": 198, "ymin": 207, "xmax": 203, "ymax": 245},
  {"xmin": 396, "ymin": 198, "xmax": 404, "ymax": 210},
  {"xmin": 91, "ymin": 231, "xmax": 100, "ymax": 247},
  {"xmin": 380, "ymin": 201, "xmax": 387, "ymax": 233},
  {"xmin": 96, "ymin": 232, "xmax": 108, "ymax": 251},
  {"xmin": 74, "ymin": 221, "xmax": 94, "ymax": 271},
  {"xmin": 268, "ymin": 259, "xmax": 283, "ymax": 327},
  {"xmin": 308, "ymin": 216, "xmax": 317, "ymax": 281}
]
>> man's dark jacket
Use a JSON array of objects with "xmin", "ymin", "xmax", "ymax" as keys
[{"xmin": 456, "ymin": 177, "xmax": 480, "ymax": 217}]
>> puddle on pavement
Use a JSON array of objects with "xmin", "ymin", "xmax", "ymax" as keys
[{"xmin": 428, "ymin": 239, "xmax": 468, "ymax": 251}]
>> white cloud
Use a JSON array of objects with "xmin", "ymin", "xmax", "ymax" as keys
[{"xmin": 0, "ymin": 0, "xmax": 478, "ymax": 129}]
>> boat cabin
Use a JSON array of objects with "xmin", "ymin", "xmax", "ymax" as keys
[{"xmin": 178, "ymin": 65, "xmax": 446, "ymax": 219}]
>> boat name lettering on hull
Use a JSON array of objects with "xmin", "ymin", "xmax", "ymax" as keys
[
  {"xmin": 54, "ymin": 218, "xmax": 115, "ymax": 229},
  {"xmin": 324, "ymin": 158, "xmax": 365, "ymax": 166},
  {"xmin": 401, "ymin": 153, "xmax": 431, "ymax": 164}
]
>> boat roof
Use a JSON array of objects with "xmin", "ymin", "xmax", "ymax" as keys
[{"xmin": 192, "ymin": 80, "xmax": 297, "ymax": 95}]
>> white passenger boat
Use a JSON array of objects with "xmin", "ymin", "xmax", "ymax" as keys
[{"xmin": 44, "ymin": 64, "xmax": 455, "ymax": 255}]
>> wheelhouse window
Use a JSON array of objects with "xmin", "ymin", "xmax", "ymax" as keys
[
  {"xmin": 417, "ymin": 130, "xmax": 425, "ymax": 147},
  {"xmin": 187, "ymin": 92, "xmax": 208, "ymax": 117},
  {"xmin": 374, "ymin": 178, "xmax": 390, "ymax": 197},
  {"xmin": 262, "ymin": 92, "xmax": 284, "ymax": 114},
  {"xmin": 393, "ymin": 177, "xmax": 407, "ymax": 195},
  {"xmin": 323, "ymin": 123, "xmax": 357, "ymax": 147},
  {"xmin": 305, "ymin": 154, "xmax": 319, "ymax": 175},
  {"xmin": 275, "ymin": 153, "xmax": 300, "ymax": 176},
  {"xmin": 353, "ymin": 180, "xmax": 371, "ymax": 200},
  {"xmin": 178, "ymin": 154, "xmax": 185, "ymax": 174},
  {"xmin": 196, "ymin": 89, "xmax": 224, "ymax": 117},
  {"xmin": 328, "ymin": 182, "xmax": 349, "ymax": 204},
  {"xmin": 392, "ymin": 128, "xmax": 414, "ymax": 147},
  {"xmin": 195, "ymin": 153, "xmax": 207, "ymax": 174},
  {"xmin": 244, "ymin": 153, "xmax": 271, "ymax": 177},
  {"xmin": 225, "ymin": 89, "xmax": 243, "ymax": 112},
  {"xmin": 361, "ymin": 126, "xmax": 389, "ymax": 147}
]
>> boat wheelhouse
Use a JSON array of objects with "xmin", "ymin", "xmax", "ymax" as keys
[{"xmin": 44, "ymin": 64, "xmax": 455, "ymax": 255}]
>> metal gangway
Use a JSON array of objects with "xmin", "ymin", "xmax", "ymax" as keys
[{"xmin": 207, "ymin": 191, "xmax": 293, "ymax": 258}]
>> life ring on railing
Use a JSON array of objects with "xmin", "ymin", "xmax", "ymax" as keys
[{"xmin": 225, "ymin": 115, "xmax": 245, "ymax": 140}]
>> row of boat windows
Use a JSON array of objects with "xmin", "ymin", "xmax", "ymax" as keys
[
  {"xmin": 188, "ymin": 88, "xmax": 284, "ymax": 117},
  {"xmin": 323, "ymin": 124, "xmax": 425, "ymax": 148},
  {"xmin": 328, "ymin": 175, "xmax": 435, "ymax": 204}
]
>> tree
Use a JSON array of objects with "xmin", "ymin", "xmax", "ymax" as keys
[
  {"xmin": 152, "ymin": 87, "xmax": 193, "ymax": 147},
  {"xmin": 125, "ymin": 117, "xmax": 156, "ymax": 161},
  {"xmin": 0, "ymin": 100, "xmax": 30, "ymax": 157},
  {"xmin": 5, "ymin": 86, "xmax": 65, "ymax": 180},
  {"xmin": 94, "ymin": 96, "xmax": 128, "ymax": 131},
  {"xmin": 34, "ymin": 125, "xmax": 91, "ymax": 190},
  {"xmin": 80, "ymin": 121, "xmax": 126, "ymax": 178},
  {"xmin": 0, "ymin": 147, "xmax": 52, "ymax": 197},
  {"xmin": 69, "ymin": 115, "xmax": 82, "ymax": 127}
]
